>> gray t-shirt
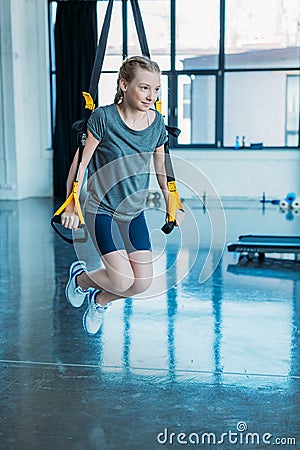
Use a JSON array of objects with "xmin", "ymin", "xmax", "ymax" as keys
[{"xmin": 85, "ymin": 103, "xmax": 167, "ymax": 220}]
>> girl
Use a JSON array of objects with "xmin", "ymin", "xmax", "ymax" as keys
[{"xmin": 61, "ymin": 56, "xmax": 184, "ymax": 336}]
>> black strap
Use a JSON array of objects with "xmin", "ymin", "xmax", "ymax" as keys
[
  {"xmin": 164, "ymin": 126, "xmax": 181, "ymax": 182},
  {"xmin": 129, "ymin": 3, "xmax": 183, "ymax": 235},
  {"xmin": 89, "ymin": 0, "xmax": 151, "ymax": 103},
  {"xmin": 79, "ymin": 0, "xmax": 151, "ymax": 174},
  {"xmin": 88, "ymin": 0, "xmax": 114, "ymax": 102},
  {"xmin": 74, "ymin": 0, "xmax": 114, "ymax": 175}
]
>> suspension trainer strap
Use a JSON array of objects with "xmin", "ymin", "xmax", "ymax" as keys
[
  {"xmin": 130, "ymin": 0, "xmax": 150, "ymax": 58},
  {"xmin": 130, "ymin": 0, "xmax": 163, "ymax": 111},
  {"xmin": 161, "ymin": 127, "xmax": 184, "ymax": 234},
  {"xmin": 77, "ymin": 0, "xmax": 114, "ymax": 173},
  {"xmin": 87, "ymin": 0, "xmax": 114, "ymax": 102},
  {"xmin": 130, "ymin": 1, "xmax": 184, "ymax": 234}
]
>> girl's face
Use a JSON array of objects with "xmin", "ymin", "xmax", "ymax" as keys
[{"xmin": 120, "ymin": 68, "xmax": 161, "ymax": 111}]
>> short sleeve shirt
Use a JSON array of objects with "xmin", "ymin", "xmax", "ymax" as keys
[{"xmin": 85, "ymin": 103, "xmax": 167, "ymax": 220}]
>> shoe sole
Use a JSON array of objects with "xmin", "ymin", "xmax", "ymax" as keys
[{"xmin": 65, "ymin": 261, "xmax": 87, "ymax": 308}]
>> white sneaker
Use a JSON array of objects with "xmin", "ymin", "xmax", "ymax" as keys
[
  {"xmin": 65, "ymin": 261, "xmax": 89, "ymax": 308},
  {"xmin": 82, "ymin": 289, "xmax": 110, "ymax": 336}
]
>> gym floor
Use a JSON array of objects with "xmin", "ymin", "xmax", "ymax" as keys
[{"xmin": 0, "ymin": 197, "xmax": 299, "ymax": 450}]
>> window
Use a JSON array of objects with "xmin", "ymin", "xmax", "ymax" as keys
[
  {"xmin": 178, "ymin": 75, "xmax": 216, "ymax": 145},
  {"xmin": 225, "ymin": 0, "xmax": 300, "ymax": 69},
  {"xmin": 182, "ymin": 83, "xmax": 191, "ymax": 119},
  {"xmin": 49, "ymin": 0, "xmax": 300, "ymax": 149},
  {"xmin": 224, "ymin": 71, "xmax": 291, "ymax": 147},
  {"xmin": 286, "ymin": 74, "xmax": 300, "ymax": 146},
  {"xmin": 176, "ymin": 0, "xmax": 220, "ymax": 70},
  {"xmin": 97, "ymin": 1, "xmax": 123, "ymax": 72},
  {"xmin": 127, "ymin": 0, "xmax": 170, "ymax": 71}
]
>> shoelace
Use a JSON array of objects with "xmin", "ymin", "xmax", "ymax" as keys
[{"xmin": 94, "ymin": 300, "xmax": 112, "ymax": 312}]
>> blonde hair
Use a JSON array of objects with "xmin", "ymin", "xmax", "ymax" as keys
[{"xmin": 114, "ymin": 55, "xmax": 161, "ymax": 104}]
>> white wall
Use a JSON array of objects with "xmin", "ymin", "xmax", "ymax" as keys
[{"xmin": 0, "ymin": 0, "xmax": 52, "ymax": 200}]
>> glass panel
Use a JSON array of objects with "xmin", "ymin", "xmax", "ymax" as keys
[
  {"xmin": 224, "ymin": 71, "xmax": 299, "ymax": 147},
  {"xmin": 97, "ymin": 1, "xmax": 123, "ymax": 71},
  {"xmin": 98, "ymin": 73, "xmax": 118, "ymax": 106},
  {"xmin": 176, "ymin": 0, "xmax": 220, "ymax": 70},
  {"xmin": 49, "ymin": 2, "xmax": 57, "ymax": 71},
  {"xmin": 225, "ymin": 0, "xmax": 300, "ymax": 68},
  {"xmin": 178, "ymin": 75, "xmax": 216, "ymax": 144},
  {"xmin": 286, "ymin": 133, "xmax": 299, "ymax": 146},
  {"xmin": 51, "ymin": 74, "xmax": 56, "ymax": 125},
  {"xmin": 127, "ymin": 0, "xmax": 170, "ymax": 70},
  {"xmin": 159, "ymin": 74, "xmax": 169, "ymax": 118}
]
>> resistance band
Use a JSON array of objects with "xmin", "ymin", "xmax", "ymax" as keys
[{"xmin": 129, "ymin": 2, "xmax": 184, "ymax": 234}]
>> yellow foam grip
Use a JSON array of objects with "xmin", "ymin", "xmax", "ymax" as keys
[
  {"xmin": 82, "ymin": 92, "xmax": 95, "ymax": 111},
  {"xmin": 167, "ymin": 181, "xmax": 184, "ymax": 222},
  {"xmin": 53, "ymin": 181, "xmax": 85, "ymax": 225}
]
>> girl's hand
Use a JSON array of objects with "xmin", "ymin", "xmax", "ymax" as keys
[
  {"xmin": 61, "ymin": 211, "xmax": 80, "ymax": 229},
  {"xmin": 175, "ymin": 209, "xmax": 185, "ymax": 227}
]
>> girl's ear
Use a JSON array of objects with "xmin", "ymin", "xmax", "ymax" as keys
[{"xmin": 119, "ymin": 78, "xmax": 127, "ymax": 93}]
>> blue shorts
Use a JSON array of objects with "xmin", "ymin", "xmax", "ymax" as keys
[{"xmin": 85, "ymin": 211, "xmax": 152, "ymax": 256}]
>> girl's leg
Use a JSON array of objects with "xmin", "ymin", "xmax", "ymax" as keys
[
  {"xmin": 77, "ymin": 249, "xmax": 135, "ymax": 295},
  {"xmin": 79, "ymin": 212, "xmax": 135, "ymax": 293},
  {"xmin": 78, "ymin": 211, "xmax": 152, "ymax": 302},
  {"xmin": 76, "ymin": 212, "xmax": 153, "ymax": 335},
  {"xmin": 77, "ymin": 250, "xmax": 153, "ymax": 306},
  {"xmin": 96, "ymin": 250, "xmax": 153, "ymax": 306}
]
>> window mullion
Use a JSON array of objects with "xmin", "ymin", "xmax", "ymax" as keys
[
  {"xmin": 216, "ymin": 0, "xmax": 225, "ymax": 148},
  {"xmin": 168, "ymin": 0, "xmax": 177, "ymax": 146}
]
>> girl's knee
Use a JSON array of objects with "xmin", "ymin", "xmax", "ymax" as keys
[
  {"xmin": 111, "ymin": 272, "xmax": 135, "ymax": 294},
  {"xmin": 131, "ymin": 277, "xmax": 152, "ymax": 295}
]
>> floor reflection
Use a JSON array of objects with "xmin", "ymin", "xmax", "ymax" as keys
[
  {"xmin": 1, "ymin": 198, "xmax": 299, "ymax": 449},
  {"xmin": 0, "ymin": 198, "xmax": 299, "ymax": 386}
]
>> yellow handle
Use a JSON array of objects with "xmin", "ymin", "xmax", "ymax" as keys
[
  {"xmin": 53, "ymin": 181, "xmax": 85, "ymax": 225},
  {"xmin": 167, "ymin": 181, "xmax": 184, "ymax": 222},
  {"xmin": 155, "ymin": 99, "xmax": 162, "ymax": 114}
]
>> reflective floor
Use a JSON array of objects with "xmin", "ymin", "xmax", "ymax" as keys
[{"xmin": 0, "ymin": 198, "xmax": 299, "ymax": 449}]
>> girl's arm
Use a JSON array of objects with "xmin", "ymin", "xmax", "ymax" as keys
[
  {"xmin": 153, "ymin": 145, "xmax": 185, "ymax": 226},
  {"xmin": 61, "ymin": 130, "xmax": 100, "ymax": 229},
  {"xmin": 153, "ymin": 145, "xmax": 168, "ymax": 205}
]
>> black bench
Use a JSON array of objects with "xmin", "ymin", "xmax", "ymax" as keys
[{"xmin": 227, "ymin": 234, "xmax": 300, "ymax": 261}]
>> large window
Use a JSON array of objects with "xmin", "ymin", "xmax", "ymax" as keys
[
  {"xmin": 224, "ymin": 71, "xmax": 295, "ymax": 147},
  {"xmin": 225, "ymin": 0, "xmax": 300, "ymax": 69},
  {"xmin": 178, "ymin": 74, "xmax": 216, "ymax": 145},
  {"xmin": 128, "ymin": 0, "xmax": 170, "ymax": 70},
  {"xmin": 49, "ymin": 0, "xmax": 300, "ymax": 149},
  {"xmin": 176, "ymin": 0, "xmax": 220, "ymax": 70},
  {"xmin": 223, "ymin": 0, "xmax": 300, "ymax": 149}
]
